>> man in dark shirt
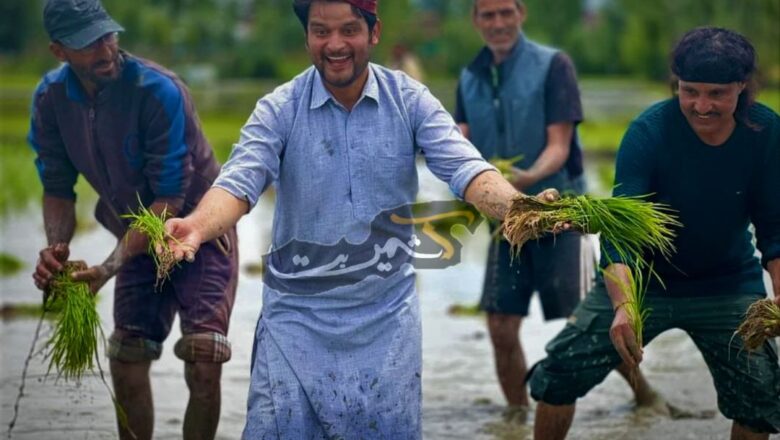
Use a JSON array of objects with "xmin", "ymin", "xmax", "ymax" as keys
[
  {"xmin": 529, "ymin": 27, "xmax": 780, "ymax": 439},
  {"xmin": 30, "ymin": 1, "xmax": 238, "ymax": 439},
  {"xmin": 456, "ymin": 0, "xmax": 658, "ymax": 418}
]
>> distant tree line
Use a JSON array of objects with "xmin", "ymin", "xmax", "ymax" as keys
[{"xmin": 1, "ymin": 0, "xmax": 778, "ymax": 84}]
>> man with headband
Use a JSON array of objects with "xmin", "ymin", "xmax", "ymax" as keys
[
  {"xmin": 528, "ymin": 27, "xmax": 780, "ymax": 439},
  {"xmin": 160, "ymin": 0, "xmax": 554, "ymax": 438}
]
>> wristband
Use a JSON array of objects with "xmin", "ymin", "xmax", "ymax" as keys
[{"xmin": 613, "ymin": 301, "xmax": 630, "ymax": 313}]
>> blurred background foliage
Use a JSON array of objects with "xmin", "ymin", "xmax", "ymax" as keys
[
  {"xmin": 1, "ymin": 0, "xmax": 778, "ymax": 84},
  {"xmin": 0, "ymin": 0, "xmax": 778, "ymax": 216}
]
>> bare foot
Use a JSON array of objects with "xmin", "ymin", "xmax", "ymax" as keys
[
  {"xmin": 635, "ymin": 391, "xmax": 672, "ymax": 417},
  {"xmin": 502, "ymin": 404, "xmax": 530, "ymax": 424},
  {"xmin": 635, "ymin": 392, "xmax": 716, "ymax": 420}
]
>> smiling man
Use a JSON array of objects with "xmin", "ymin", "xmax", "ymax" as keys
[
  {"xmin": 30, "ymin": 1, "xmax": 238, "ymax": 439},
  {"xmin": 158, "ymin": 0, "xmax": 544, "ymax": 438},
  {"xmin": 529, "ymin": 27, "xmax": 780, "ymax": 440}
]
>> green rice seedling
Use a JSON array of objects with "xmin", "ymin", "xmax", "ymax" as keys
[
  {"xmin": 44, "ymin": 261, "xmax": 100, "ymax": 381},
  {"xmin": 600, "ymin": 263, "xmax": 653, "ymax": 389},
  {"xmin": 121, "ymin": 197, "xmax": 178, "ymax": 288},
  {"xmin": 0, "ymin": 252, "xmax": 24, "ymax": 276},
  {"xmin": 503, "ymin": 194, "xmax": 680, "ymax": 264},
  {"xmin": 446, "ymin": 302, "xmax": 483, "ymax": 317},
  {"xmin": 735, "ymin": 299, "xmax": 780, "ymax": 352},
  {"xmin": 489, "ymin": 154, "xmax": 525, "ymax": 180},
  {"xmin": 602, "ymin": 265, "xmax": 651, "ymax": 347}
]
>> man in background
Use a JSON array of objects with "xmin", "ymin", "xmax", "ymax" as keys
[{"xmin": 456, "ymin": 0, "xmax": 660, "ymax": 420}]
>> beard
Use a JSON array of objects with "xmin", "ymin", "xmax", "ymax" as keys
[
  {"xmin": 71, "ymin": 53, "xmax": 122, "ymax": 88},
  {"xmin": 312, "ymin": 49, "xmax": 370, "ymax": 89}
]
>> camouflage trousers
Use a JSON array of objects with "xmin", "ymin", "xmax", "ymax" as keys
[{"xmin": 528, "ymin": 285, "xmax": 780, "ymax": 433}]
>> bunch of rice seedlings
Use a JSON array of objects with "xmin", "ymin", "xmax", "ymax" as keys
[
  {"xmin": 602, "ymin": 265, "xmax": 651, "ymax": 347},
  {"xmin": 9, "ymin": 263, "xmax": 136, "ymax": 439},
  {"xmin": 503, "ymin": 194, "xmax": 679, "ymax": 357},
  {"xmin": 503, "ymin": 194, "xmax": 680, "ymax": 263},
  {"xmin": 44, "ymin": 261, "xmax": 100, "ymax": 381},
  {"xmin": 489, "ymin": 154, "xmax": 525, "ymax": 180},
  {"xmin": 735, "ymin": 299, "xmax": 780, "ymax": 351},
  {"xmin": 121, "ymin": 198, "xmax": 178, "ymax": 288}
]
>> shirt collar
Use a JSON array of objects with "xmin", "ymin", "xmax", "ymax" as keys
[
  {"xmin": 64, "ymin": 52, "xmax": 127, "ymax": 103},
  {"xmin": 64, "ymin": 65, "xmax": 87, "ymax": 103},
  {"xmin": 310, "ymin": 63, "xmax": 380, "ymax": 110}
]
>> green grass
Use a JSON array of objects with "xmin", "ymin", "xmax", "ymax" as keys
[
  {"xmin": 579, "ymin": 120, "xmax": 633, "ymax": 153},
  {"xmin": 757, "ymin": 88, "xmax": 780, "ymax": 113},
  {"xmin": 0, "ymin": 252, "xmax": 24, "ymax": 276},
  {"xmin": 595, "ymin": 161, "xmax": 616, "ymax": 191},
  {"xmin": 199, "ymin": 113, "xmax": 246, "ymax": 162},
  {"xmin": 0, "ymin": 73, "xmax": 44, "ymax": 91}
]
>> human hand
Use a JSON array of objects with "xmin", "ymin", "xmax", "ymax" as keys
[
  {"xmin": 535, "ymin": 188, "xmax": 560, "ymax": 202},
  {"xmin": 510, "ymin": 167, "xmax": 537, "ymax": 191},
  {"xmin": 162, "ymin": 217, "xmax": 202, "ymax": 263},
  {"xmin": 33, "ymin": 243, "xmax": 69, "ymax": 291},
  {"xmin": 768, "ymin": 259, "xmax": 780, "ymax": 307},
  {"xmin": 610, "ymin": 306, "xmax": 643, "ymax": 369},
  {"xmin": 71, "ymin": 264, "xmax": 112, "ymax": 295},
  {"xmin": 535, "ymin": 188, "xmax": 570, "ymax": 233}
]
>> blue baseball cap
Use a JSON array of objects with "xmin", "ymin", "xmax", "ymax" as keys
[{"xmin": 44, "ymin": 0, "xmax": 124, "ymax": 50}]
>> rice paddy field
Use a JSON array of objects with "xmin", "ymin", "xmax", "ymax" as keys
[{"xmin": 1, "ymin": 74, "xmax": 778, "ymax": 439}]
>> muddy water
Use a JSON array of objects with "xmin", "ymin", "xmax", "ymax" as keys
[{"xmin": 0, "ymin": 164, "xmax": 773, "ymax": 439}]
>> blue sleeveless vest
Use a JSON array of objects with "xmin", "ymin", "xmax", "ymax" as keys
[{"xmin": 458, "ymin": 36, "xmax": 574, "ymax": 195}]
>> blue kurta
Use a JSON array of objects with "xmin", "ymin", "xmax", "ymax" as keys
[{"xmin": 214, "ymin": 64, "xmax": 494, "ymax": 439}]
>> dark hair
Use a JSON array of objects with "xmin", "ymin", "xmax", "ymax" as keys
[
  {"xmin": 670, "ymin": 27, "xmax": 760, "ymax": 129},
  {"xmin": 472, "ymin": 0, "xmax": 523, "ymax": 15},
  {"xmin": 293, "ymin": 0, "xmax": 377, "ymax": 34}
]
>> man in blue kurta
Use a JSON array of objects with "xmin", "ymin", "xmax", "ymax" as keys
[{"xmin": 162, "ymin": 0, "xmax": 539, "ymax": 438}]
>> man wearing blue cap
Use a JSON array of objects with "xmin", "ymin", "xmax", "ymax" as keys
[
  {"xmin": 30, "ymin": 1, "xmax": 238, "ymax": 439},
  {"xmin": 529, "ymin": 27, "xmax": 780, "ymax": 439}
]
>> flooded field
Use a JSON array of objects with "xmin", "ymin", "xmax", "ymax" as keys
[{"xmin": 2, "ymin": 164, "xmax": 774, "ymax": 440}]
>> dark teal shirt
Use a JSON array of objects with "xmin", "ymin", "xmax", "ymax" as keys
[{"xmin": 603, "ymin": 98, "xmax": 780, "ymax": 296}]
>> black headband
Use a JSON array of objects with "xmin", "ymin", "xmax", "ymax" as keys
[{"xmin": 676, "ymin": 58, "xmax": 747, "ymax": 84}]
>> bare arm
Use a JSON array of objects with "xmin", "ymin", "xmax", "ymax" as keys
[
  {"xmin": 69, "ymin": 199, "xmax": 183, "ymax": 293},
  {"xmin": 511, "ymin": 122, "xmax": 573, "ymax": 190},
  {"xmin": 458, "ymin": 123, "xmax": 470, "ymax": 139},
  {"xmin": 34, "ymin": 195, "xmax": 77, "ymax": 290},
  {"xmin": 463, "ymin": 169, "xmax": 520, "ymax": 221},
  {"xmin": 164, "ymin": 187, "xmax": 249, "ymax": 262},
  {"xmin": 43, "ymin": 195, "xmax": 76, "ymax": 246},
  {"xmin": 603, "ymin": 263, "xmax": 643, "ymax": 368}
]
